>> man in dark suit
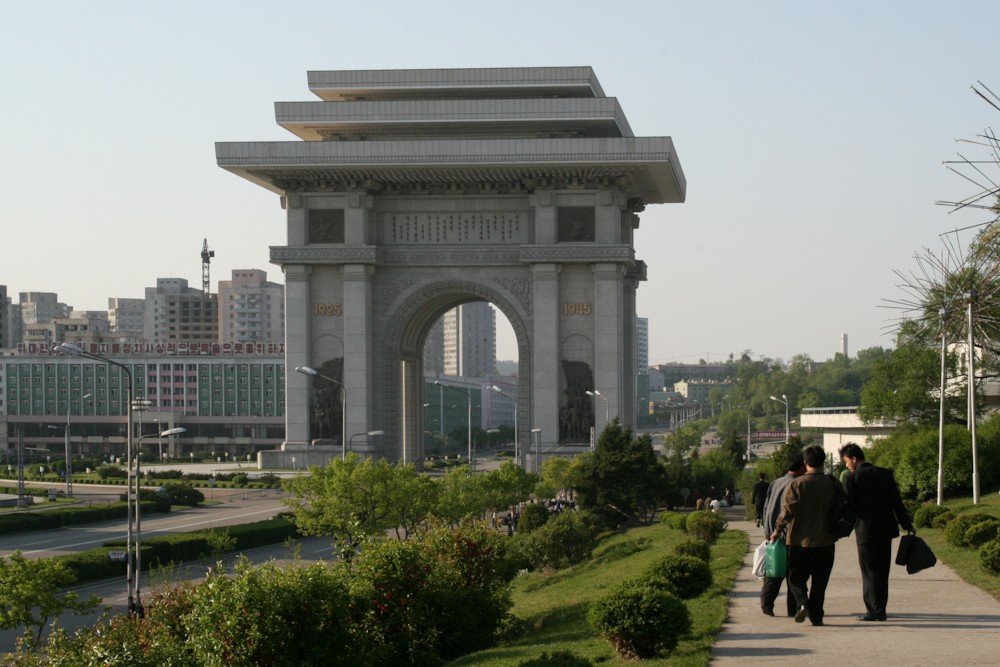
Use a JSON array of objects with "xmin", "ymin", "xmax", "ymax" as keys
[
  {"xmin": 751, "ymin": 472, "xmax": 769, "ymax": 527},
  {"xmin": 839, "ymin": 442, "xmax": 914, "ymax": 622}
]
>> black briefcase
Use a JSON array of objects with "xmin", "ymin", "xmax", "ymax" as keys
[{"xmin": 896, "ymin": 534, "xmax": 937, "ymax": 574}]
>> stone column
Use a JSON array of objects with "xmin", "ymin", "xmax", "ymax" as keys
[
  {"xmin": 592, "ymin": 263, "xmax": 624, "ymax": 430},
  {"xmin": 531, "ymin": 263, "xmax": 560, "ymax": 472},
  {"xmin": 283, "ymin": 263, "xmax": 312, "ymax": 447}
]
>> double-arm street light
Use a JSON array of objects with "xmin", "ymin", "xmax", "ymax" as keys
[
  {"xmin": 769, "ymin": 394, "xmax": 790, "ymax": 443},
  {"xmin": 53, "ymin": 343, "xmax": 140, "ymax": 614},
  {"xmin": 348, "ymin": 430, "xmax": 384, "ymax": 457},
  {"xmin": 49, "ymin": 393, "xmax": 93, "ymax": 496},
  {"xmin": 133, "ymin": 426, "xmax": 185, "ymax": 615},
  {"xmin": 489, "ymin": 385, "xmax": 519, "ymax": 467},
  {"xmin": 586, "ymin": 389, "xmax": 609, "ymax": 429},
  {"xmin": 295, "ymin": 366, "xmax": 347, "ymax": 459},
  {"xmin": 436, "ymin": 380, "xmax": 472, "ymax": 470}
]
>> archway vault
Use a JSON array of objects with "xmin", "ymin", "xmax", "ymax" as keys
[{"xmin": 382, "ymin": 279, "xmax": 531, "ymax": 463}]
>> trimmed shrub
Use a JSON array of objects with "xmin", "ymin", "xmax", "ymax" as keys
[
  {"xmin": 965, "ymin": 519, "xmax": 1000, "ymax": 548},
  {"xmin": 685, "ymin": 509, "xmax": 727, "ymax": 543},
  {"xmin": 979, "ymin": 538, "xmax": 1000, "ymax": 576},
  {"xmin": 161, "ymin": 483, "xmax": 205, "ymax": 506},
  {"xmin": 673, "ymin": 538, "xmax": 711, "ymax": 563},
  {"xmin": 932, "ymin": 509, "xmax": 954, "ymax": 530},
  {"xmin": 517, "ymin": 503, "xmax": 550, "ymax": 533},
  {"xmin": 944, "ymin": 512, "xmax": 996, "ymax": 547},
  {"xmin": 96, "ymin": 464, "xmax": 127, "ymax": 479},
  {"xmin": 231, "ymin": 473, "xmax": 249, "ymax": 487},
  {"xmin": 518, "ymin": 651, "xmax": 594, "ymax": 667},
  {"xmin": 643, "ymin": 553, "xmax": 713, "ymax": 599},
  {"xmin": 660, "ymin": 511, "xmax": 688, "ymax": 531},
  {"xmin": 914, "ymin": 504, "xmax": 951, "ymax": 529},
  {"xmin": 509, "ymin": 510, "xmax": 602, "ymax": 570},
  {"xmin": 588, "ymin": 578, "xmax": 691, "ymax": 659}
]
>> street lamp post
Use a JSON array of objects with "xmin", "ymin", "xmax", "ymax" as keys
[
  {"xmin": 134, "ymin": 427, "xmax": 185, "ymax": 615},
  {"xmin": 436, "ymin": 381, "xmax": 472, "ymax": 471},
  {"xmin": 63, "ymin": 392, "xmax": 92, "ymax": 496},
  {"xmin": 586, "ymin": 389, "xmax": 609, "ymax": 427},
  {"xmin": 348, "ymin": 430, "xmax": 385, "ymax": 457},
  {"xmin": 295, "ymin": 366, "xmax": 347, "ymax": 460},
  {"xmin": 769, "ymin": 394, "xmax": 789, "ymax": 443},
  {"xmin": 530, "ymin": 428, "xmax": 542, "ymax": 474},
  {"xmin": 54, "ymin": 342, "xmax": 139, "ymax": 615},
  {"xmin": 489, "ymin": 385, "xmax": 519, "ymax": 467}
]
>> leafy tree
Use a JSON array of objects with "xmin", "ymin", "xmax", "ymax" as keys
[
  {"xmin": 481, "ymin": 461, "xmax": 537, "ymax": 512},
  {"xmin": 689, "ymin": 447, "xmax": 740, "ymax": 502},
  {"xmin": 571, "ymin": 420, "xmax": 666, "ymax": 524},
  {"xmin": 281, "ymin": 454, "xmax": 399, "ymax": 559},
  {"xmin": 538, "ymin": 457, "xmax": 573, "ymax": 499},
  {"xmin": 433, "ymin": 465, "xmax": 490, "ymax": 525},
  {"xmin": 0, "ymin": 551, "xmax": 100, "ymax": 648},
  {"xmin": 385, "ymin": 464, "xmax": 440, "ymax": 539}
]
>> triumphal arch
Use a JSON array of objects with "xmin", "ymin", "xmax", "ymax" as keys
[{"xmin": 216, "ymin": 67, "xmax": 685, "ymax": 467}]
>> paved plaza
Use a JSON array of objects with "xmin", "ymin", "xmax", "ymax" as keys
[{"xmin": 713, "ymin": 511, "xmax": 1000, "ymax": 665}]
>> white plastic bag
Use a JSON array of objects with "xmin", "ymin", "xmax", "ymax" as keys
[{"xmin": 752, "ymin": 540, "xmax": 768, "ymax": 579}]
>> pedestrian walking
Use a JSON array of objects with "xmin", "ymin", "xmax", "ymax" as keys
[
  {"xmin": 839, "ymin": 442, "xmax": 914, "ymax": 622},
  {"xmin": 770, "ymin": 445, "xmax": 838, "ymax": 626},
  {"xmin": 760, "ymin": 453, "xmax": 805, "ymax": 617},
  {"xmin": 751, "ymin": 472, "xmax": 769, "ymax": 527}
]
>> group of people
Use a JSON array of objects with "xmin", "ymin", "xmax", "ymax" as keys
[{"xmin": 753, "ymin": 443, "xmax": 914, "ymax": 626}]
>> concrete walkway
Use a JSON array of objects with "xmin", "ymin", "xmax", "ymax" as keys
[{"xmin": 711, "ymin": 513, "xmax": 1000, "ymax": 666}]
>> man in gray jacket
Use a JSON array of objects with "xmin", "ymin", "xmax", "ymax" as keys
[{"xmin": 760, "ymin": 452, "xmax": 806, "ymax": 616}]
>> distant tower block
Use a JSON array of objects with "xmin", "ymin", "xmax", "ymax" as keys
[{"xmin": 840, "ymin": 333, "xmax": 848, "ymax": 358}]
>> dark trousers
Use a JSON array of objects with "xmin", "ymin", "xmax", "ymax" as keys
[
  {"xmin": 760, "ymin": 574, "xmax": 797, "ymax": 616},
  {"xmin": 787, "ymin": 544, "xmax": 836, "ymax": 623},
  {"xmin": 857, "ymin": 539, "xmax": 892, "ymax": 617}
]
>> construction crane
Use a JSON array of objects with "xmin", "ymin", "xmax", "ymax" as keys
[{"xmin": 201, "ymin": 239, "xmax": 215, "ymax": 294}]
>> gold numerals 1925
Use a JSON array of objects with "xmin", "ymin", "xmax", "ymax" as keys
[{"xmin": 314, "ymin": 303, "xmax": 343, "ymax": 316}]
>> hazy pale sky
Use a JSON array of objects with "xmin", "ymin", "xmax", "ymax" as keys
[{"xmin": 2, "ymin": 1, "xmax": 997, "ymax": 364}]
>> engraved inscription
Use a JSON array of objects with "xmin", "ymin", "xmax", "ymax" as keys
[
  {"xmin": 314, "ymin": 303, "xmax": 343, "ymax": 316},
  {"xmin": 563, "ymin": 303, "xmax": 592, "ymax": 316},
  {"xmin": 309, "ymin": 209, "xmax": 345, "ymax": 244},
  {"xmin": 382, "ymin": 212, "xmax": 523, "ymax": 244}
]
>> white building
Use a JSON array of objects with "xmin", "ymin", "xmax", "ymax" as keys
[
  {"xmin": 217, "ymin": 269, "xmax": 285, "ymax": 344},
  {"xmin": 443, "ymin": 302, "xmax": 496, "ymax": 378}
]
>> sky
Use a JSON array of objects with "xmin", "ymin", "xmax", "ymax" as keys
[{"xmin": 2, "ymin": 1, "xmax": 998, "ymax": 365}]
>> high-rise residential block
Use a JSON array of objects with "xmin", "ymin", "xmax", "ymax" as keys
[
  {"xmin": 443, "ymin": 302, "xmax": 496, "ymax": 378},
  {"xmin": 144, "ymin": 278, "xmax": 218, "ymax": 343},
  {"xmin": 217, "ymin": 269, "xmax": 285, "ymax": 344}
]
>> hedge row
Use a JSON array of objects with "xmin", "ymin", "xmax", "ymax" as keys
[
  {"xmin": 0, "ymin": 500, "xmax": 168, "ymax": 535},
  {"xmin": 54, "ymin": 517, "xmax": 302, "ymax": 585}
]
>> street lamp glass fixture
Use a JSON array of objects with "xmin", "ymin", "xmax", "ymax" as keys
[
  {"xmin": 769, "ymin": 394, "xmax": 790, "ymax": 443},
  {"xmin": 586, "ymin": 390, "xmax": 609, "ymax": 426}
]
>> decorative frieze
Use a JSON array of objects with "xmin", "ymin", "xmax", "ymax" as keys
[
  {"xmin": 520, "ymin": 245, "xmax": 634, "ymax": 263},
  {"xmin": 271, "ymin": 246, "xmax": 379, "ymax": 264},
  {"xmin": 495, "ymin": 278, "xmax": 530, "ymax": 311}
]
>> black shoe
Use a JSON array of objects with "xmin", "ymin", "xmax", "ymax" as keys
[
  {"xmin": 761, "ymin": 606, "xmax": 774, "ymax": 616},
  {"xmin": 857, "ymin": 614, "xmax": 886, "ymax": 622},
  {"xmin": 795, "ymin": 606, "xmax": 808, "ymax": 623},
  {"xmin": 811, "ymin": 620, "xmax": 824, "ymax": 626}
]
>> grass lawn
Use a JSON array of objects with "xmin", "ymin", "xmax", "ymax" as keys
[
  {"xmin": 917, "ymin": 490, "xmax": 1000, "ymax": 602},
  {"xmin": 448, "ymin": 520, "xmax": 748, "ymax": 666}
]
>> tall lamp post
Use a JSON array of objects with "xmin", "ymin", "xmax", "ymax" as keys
[
  {"xmin": 134, "ymin": 427, "xmax": 185, "ymax": 615},
  {"xmin": 586, "ymin": 389, "xmax": 609, "ymax": 427},
  {"xmin": 489, "ymin": 385, "xmax": 518, "ymax": 467},
  {"xmin": 436, "ymin": 381, "xmax": 472, "ymax": 470},
  {"xmin": 62, "ymin": 392, "xmax": 92, "ymax": 496},
  {"xmin": 530, "ymin": 427, "xmax": 542, "ymax": 474},
  {"xmin": 53, "ymin": 343, "xmax": 137, "ymax": 614},
  {"xmin": 769, "ymin": 394, "xmax": 789, "ymax": 443},
  {"xmin": 295, "ymin": 366, "xmax": 347, "ymax": 460},
  {"xmin": 348, "ymin": 430, "xmax": 384, "ymax": 457}
]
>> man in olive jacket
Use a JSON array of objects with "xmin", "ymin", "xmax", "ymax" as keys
[
  {"xmin": 840, "ymin": 442, "xmax": 914, "ymax": 622},
  {"xmin": 770, "ymin": 445, "xmax": 837, "ymax": 626},
  {"xmin": 760, "ymin": 453, "xmax": 805, "ymax": 616}
]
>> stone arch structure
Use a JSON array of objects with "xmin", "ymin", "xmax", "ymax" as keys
[{"xmin": 216, "ymin": 67, "xmax": 685, "ymax": 468}]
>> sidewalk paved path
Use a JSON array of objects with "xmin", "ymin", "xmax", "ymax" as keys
[{"xmin": 712, "ymin": 514, "xmax": 1000, "ymax": 666}]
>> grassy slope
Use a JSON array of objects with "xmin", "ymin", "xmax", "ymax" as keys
[
  {"xmin": 917, "ymin": 490, "xmax": 1000, "ymax": 602},
  {"xmin": 448, "ymin": 521, "xmax": 747, "ymax": 667}
]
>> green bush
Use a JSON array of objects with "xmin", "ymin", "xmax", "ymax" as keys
[
  {"xmin": 588, "ymin": 577, "xmax": 691, "ymax": 659},
  {"xmin": 685, "ymin": 510, "xmax": 727, "ymax": 543},
  {"xmin": 965, "ymin": 519, "xmax": 1000, "ymax": 548},
  {"xmin": 643, "ymin": 553, "xmax": 713, "ymax": 599},
  {"xmin": 518, "ymin": 651, "xmax": 594, "ymax": 667},
  {"xmin": 231, "ymin": 473, "xmax": 249, "ymax": 488},
  {"xmin": 979, "ymin": 538, "xmax": 1000, "ymax": 576},
  {"xmin": 509, "ymin": 510, "xmax": 601, "ymax": 570},
  {"xmin": 659, "ymin": 511, "xmax": 688, "ymax": 531},
  {"xmin": 673, "ymin": 538, "xmax": 711, "ymax": 562},
  {"xmin": 932, "ymin": 509, "xmax": 954, "ymax": 530},
  {"xmin": 96, "ymin": 464, "xmax": 127, "ymax": 479},
  {"xmin": 518, "ymin": 503, "xmax": 550, "ymax": 533},
  {"xmin": 914, "ymin": 504, "xmax": 951, "ymax": 529},
  {"xmin": 161, "ymin": 483, "xmax": 205, "ymax": 506},
  {"xmin": 944, "ymin": 512, "xmax": 996, "ymax": 547}
]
